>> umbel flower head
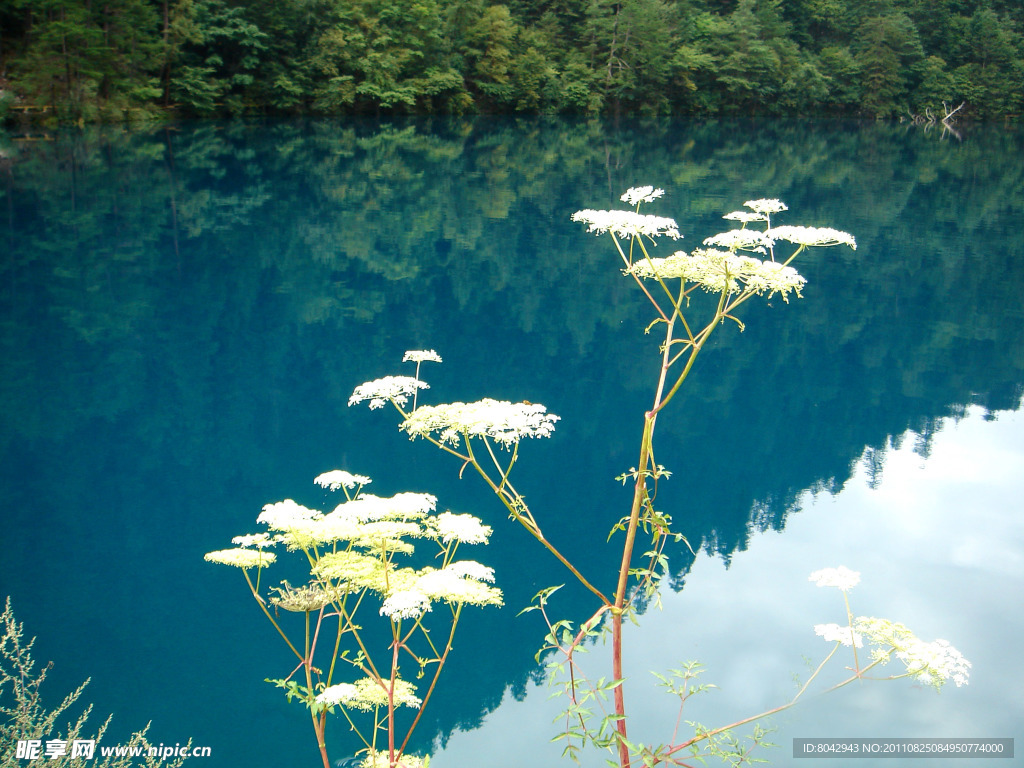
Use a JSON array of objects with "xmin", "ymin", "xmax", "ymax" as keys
[
  {"xmin": 314, "ymin": 470, "xmax": 371, "ymax": 491},
  {"xmin": 379, "ymin": 561, "xmax": 503, "ymax": 620},
  {"xmin": 231, "ymin": 532, "xmax": 275, "ymax": 549},
  {"xmin": 335, "ymin": 492, "xmax": 437, "ymax": 523},
  {"xmin": 269, "ymin": 580, "xmax": 350, "ymax": 612},
  {"xmin": 809, "ymin": 566, "xmax": 861, "ymax": 591},
  {"xmin": 744, "ymin": 198, "xmax": 788, "ymax": 215},
  {"xmin": 702, "ymin": 229, "xmax": 774, "ymax": 253},
  {"xmin": 571, "ymin": 209, "xmax": 682, "ymax": 240},
  {"xmin": 315, "ymin": 676, "xmax": 422, "ymax": 712},
  {"xmin": 400, "ymin": 399, "xmax": 560, "ymax": 448},
  {"xmin": 434, "ymin": 511, "xmax": 493, "ymax": 545},
  {"xmin": 627, "ymin": 248, "xmax": 806, "ymax": 301},
  {"xmin": 814, "ymin": 622, "xmax": 864, "ymax": 647},
  {"xmin": 204, "ymin": 548, "xmax": 277, "ymax": 569},
  {"xmin": 770, "ymin": 225, "xmax": 857, "ymax": 250},
  {"xmin": 360, "ymin": 749, "xmax": 426, "ymax": 768},
  {"xmin": 349, "ymin": 376, "xmax": 429, "ymax": 410},
  {"xmin": 855, "ymin": 617, "xmax": 971, "ymax": 689},
  {"xmin": 403, "ymin": 349, "xmax": 443, "ymax": 364},
  {"xmin": 621, "ymin": 186, "xmax": 665, "ymax": 205}
]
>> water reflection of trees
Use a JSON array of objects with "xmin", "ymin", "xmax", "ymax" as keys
[{"xmin": 1, "ymin": 117, "xmax": 1022, "ymax": 757}]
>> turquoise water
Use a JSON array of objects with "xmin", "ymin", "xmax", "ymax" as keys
[{"xmin": 1, "ymin": 118, "xmax": 1022, "ymax": 767}]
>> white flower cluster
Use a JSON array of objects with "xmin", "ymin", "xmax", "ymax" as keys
[
  {"xmin": 314, "ymin": 470, "xmax": 371, "ymax": 490},
  {"xmin": 627, "ymin": 248, "xmax": 806, "ymax": 301},
  {"xmin": 256, "ymin": 499, "xmax": 335, "ymax": 551},
  {"xmin": 269, "ymin": 581, "xmax": 349, "ymax": 612},
  {"xmin": 379, "ymin": 589, "xmax": 433, "ymax": 620},
  {"xmin": 336, "ymin": 492, "xmax": 438, "ymax": 523},
  {"xmin": 231, "ymin": 532, "xmax": 275, "ymax": 549},
  {"xmin": 571, "ymin": 209, "xmax": 682, "ymax": 240},
  {"xmin": 379, "ymin": 561, "xmax": 502, "ymax": 620},
  {"xmin": 854, "ymin": 617, "xmax": 971, "ymax": 689},
  {"xmin": 400, "ymin": 399, "xmax": 560, "ymax": 447},
  {"xmin": 315, "ymin": 677, "xmax": 422, "ymax": 712},
  {"xmin": 402, "ymin": 349, "xmax": 443, "ymax": 364},
  {"xmin": 620, "ymin": 186, "xmax": 665, "ymax": 205},
  {"xmin": 722, "ymin": 210, "xmax": 767, "ymax": 223},
  {"xmin": 809, "ymin": 565, "xmax": 861, "ymax": 591},
  {"xmin": 207, "ymin": 471, "xmax": 500, "ymax": 603},
  {"xmin": 744, "ymin": 198, "xmax": 788, "ymax": 215},
  {"xmin": 360, "ymin": 748, "xmax": 426, "ymax": 768},
  {"xmin": 352, "ymin": 521, "xmax": 426, "ymax": 555},
  {"xmin": 435, "ymin": 511, "xmax": 492, "ymax": 545},
  {"xmin": 311, "ymin": 550, "xmax": 387, "ymax": 589},
  {"xmin": 702, "ymin": 229, "xmax": 774, "ymax": 253},
  {"xmin": 203, "ymin": 548, "xmax": 277, "ymax": 569},
  {"xmin": 770, "ymin": 225, "xmax": 857, "ymax": 250},
  {"xmin": 814, "ymin": 622, "xmax": 864, "ymax": 647},
  {"xmin": 349, "ymin": 376, "xmax": 429, "ymax": 410}
]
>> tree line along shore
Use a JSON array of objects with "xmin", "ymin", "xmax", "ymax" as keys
[{"xmin": 1, "ymin": 0, "xmax": 1021, "ymax": 124}]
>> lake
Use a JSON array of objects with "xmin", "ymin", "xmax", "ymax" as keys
[{"xmin": 1, "ymin": 116, "xmax": 1022, "ymax": 768}]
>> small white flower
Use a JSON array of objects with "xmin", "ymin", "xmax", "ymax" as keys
[
  {"xmin": 270, "ymin": 581, "xmax": 350, "ymax": 612},
  {"xmin": 257, "ymin": 499, "xmax": 323, "ymax": 530},
  {"xmin": 361, "ymin": 749, "xmax": 425, "ymax": 768},
  {"xmin": 415, "ymin": 564, "xmax": 503, "ymax": 608},
  {"xmin": 702, "ymin": 229, "xmax": 773, "ymax": 253},
  {"xmin": 311, "ymin": 550, "xmax": 388, "ymax": 589},
  {"xmin": 435, "ymin": 512, "xmax": 492, "ymax": 545},
  {"xmin": 314, "ymin": 470, "xmax": 372, "ymax": 491},
  {"xmin": 855, "ymin": 617, "xmax": 971, "ymax": 689},
  {"xmin": 444, "ymin": 560, "xmax": 495, "ymax": 582},
  {"xmin": 768, "ymin": 225, "xmax": 857, "ymax": 250},
  {"xmin": 809, "ymin": 566, "xmax": 861, "ymax": 591},
  {"xmin": 380, "ymin": 589, "xmax": 432, "ymax": 620},
  {"xmin": 316, "ymin": 683, "xmax": 358, "ymax": 708},
  {"xmin": 349, "ymin": 376, "xmax": 429, "ymax": 410},
  {"xmin": 628, "ymin": 248, "xmax": 806, "ymax": 301},
  {"xmin": 400, "ymin": 399, "xmax": 560, "ymax": 448},
  {"xmin": 336, "ymin": 492, "xmax": 437, "ymax": 522},
  {"xmin": 204, "ymin": 548, "xmax": 276, "ymax": 568},
  {"xmin": 814, "ymin": 622, "xmax": 864, "ymax": 647},
  {"xmin": 230, "ymin": 532, "xmax": 276, "ymax": 549},
  {"xmin": 620, "ymin": 186, "xmax": 665, "ymax": 206},
  {"xmin": 571, "ymin": 209, "xmax": 682, "ymax": 240},
  {"xmin": 403, "ymin": 349, "xmax": 443, "ymax": 364},
  {"xmin": 723, "ymin": 210, "xmax": 767, "ymax": 223},
  {"xmin": 255, "ymin": 499, "xmax": 327, "ymax": 550},
  {"xmin": 320, "ymin": 677, "xmax": 421, "ymax": 712},
  {"xmin": 744, "ymin": 198, "xmax": 788, "ymax": 215},
  {"xmin": 353, "ymin": 520, "xmax": 425, "ymax": 547}
]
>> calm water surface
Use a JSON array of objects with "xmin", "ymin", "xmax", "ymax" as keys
[{"xmin": 1, "ymin": 118, "xmax": 1022, "ymax": 767}]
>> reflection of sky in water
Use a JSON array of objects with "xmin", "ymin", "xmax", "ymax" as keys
[{"xmin": 435, "ymin": 406, "xmax": 1023, "ymax": 767}]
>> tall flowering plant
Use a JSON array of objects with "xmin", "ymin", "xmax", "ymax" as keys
[
  {"xmin": 348, "ymin": 191, "xmax": 970, "ymax": 767},
  {"xmin": 204, "ymin": 470, "xmax": 501, "ymax": 768}
]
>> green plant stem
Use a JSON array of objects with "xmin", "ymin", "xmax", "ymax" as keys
[
  {"xmin": 398, "ymin": 604, "xmax": 464, "ymax": 757},
  {"xmin": 464, "ymin": 435, "xmax": 612, "ymax": 607},
  {"xmin": 607, "ymin": 282, "xmax": 727, "ymax": 768},
  {"xmin": 388, "ymin": 624, "xmax": 400, "ymax": 767},
  {"xmin": 243, "ymin": 569, "xmax": 304, "ymax": 662},
  {"xmin": 843, "ymin": 591, "xmax": 861, "ymax": 675},
  {"xmin": 303, "ymin": 611, "xmax": 331, "ymax": 768},
  {"xmin": 661, "ymin": 654, "xmax": 886, "ymax": 765}
]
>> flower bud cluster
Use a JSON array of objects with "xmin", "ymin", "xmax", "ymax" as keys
[
  {"xmin": 573, "ymin": 189, "xmax": 857, "ymax": 302},
  {"xmin": 809, "ymin": 567, "xmax": 971, "ymax": 690},
  {"xmin": 399, "ymin": 398, "xmax": 561, "ymax": 448}
]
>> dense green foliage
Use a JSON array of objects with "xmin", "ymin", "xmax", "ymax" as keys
[{"xmin": 1, "ymin": 0, "xmax": 1022, "ymax": 122}]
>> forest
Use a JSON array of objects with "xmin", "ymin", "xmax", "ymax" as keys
[{"xmin": 0, "ymin": 0, "xmax": 1022, "ymax": 124}]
